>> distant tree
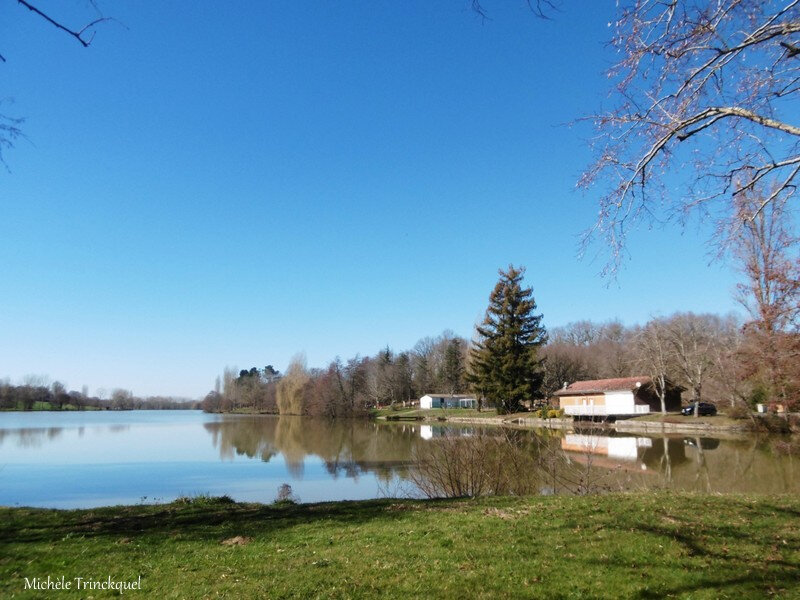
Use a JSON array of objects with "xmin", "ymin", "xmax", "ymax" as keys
[
  {"xmin": 441, "ymin": 338, "xmax": 466, "ymax": 395},
  {"xmin": 51, "ymin": 381, "xmax": 68, "ymax": 410},
  {"xmin": 110, "ymin": 388, "xmax": 133, "ymax": 410},
  {"xmin": 394, "ymin": 352, "xmax": 415, "ymax": 403},
  {"xmin": 468, "ymin": 265, "xmax": 547, "ymax": 413},
  {"xmin": 367, "ymin": 347, "xmax": 397, "ymax": 407},
  {"xmin": 633, "ymin": 320, "xmax": 674, "ymax": 414},
  {"xmin": 541, "ymin": 342, "xmax": 594, "ymax": 399},
  {"xmin": 732, "ymin": 193, "xmax": 800, "ymax": 408},
  {"xmin": 276, "ymin": 355, "xmax": 309, "ymax": 415},
  {"xmin": 202, "ymin": 391, "xmax": 222, "ymax": 413},
  {"xmin": 263, "ymin": 365, "xmax": 281, "ymax": 383},
  {"xmin": 412, "ymin": 337, "xmax": 436, "ymax": 394},
  {"xmin": 332, "ymin": 356, "xmax": 368, "ymax": 414},
  {"xmin": 664, "ymin": 313, "xmax": 726, "ymax": 411}
]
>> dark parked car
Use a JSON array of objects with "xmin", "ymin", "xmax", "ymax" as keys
[{"xmin": 681, "ymin": 402, "xmax": 717, "ymax": 416}]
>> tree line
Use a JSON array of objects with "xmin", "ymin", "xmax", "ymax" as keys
[
  {"xmin": 206, "ymin": 255, "xmax": 798, "ymax": 417},
  {"xmin": 201, "ymin": 333, "xmax": 472, "ymax": 417},
  {"xmin": 0, "ymin": 379, "xmax": 199, "ymax": 411}
]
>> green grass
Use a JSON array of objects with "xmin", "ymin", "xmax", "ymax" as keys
[
  {"xmin": 1, "ymin": 493, "xmax": 798, "ymax": 598},
  {"xmin": 1, "ymin": 402, "xmax": 101, "ymax": 412}
]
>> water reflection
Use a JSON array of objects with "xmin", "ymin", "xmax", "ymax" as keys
[
  {"xmin": 0, "ymin": 427, "xmax": 65, "ymax": 448},
  {"xmin": 204, "ymin": 416, "xmax": 422, "ymax": 482},
  {"xmin": 0, "ymin": 411, "xmax": 797, "ymax": 508},
  {"xmin": 555, "ymin": 429, "xmax": 798, "ymax": 494},
  {"xmin": 419, "ymin": 425, "xmax": 475, "ymax": 440}
]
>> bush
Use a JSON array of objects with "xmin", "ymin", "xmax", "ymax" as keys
[
  {"xmin": 547, "ymin": 409, "xmax": 564, "ymax": 419},
  {"xmin": 390, "ymin": 402, "xmax": 403, "ymax": 411},
  {"xmin": 274, "ymin": 483, "xmax": 299, "ymax": 505},
  {"xmin": 726, "ymin": 404, "xmax": 752, "ymax": 420},
  {"xmin": 409, "ymin": 433, "xmax": 539, "ymax": 498}
]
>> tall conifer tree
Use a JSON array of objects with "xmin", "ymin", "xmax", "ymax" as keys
[{"xmin": 468, "ymin": 265, "xmax": 546, "ymax": 413}]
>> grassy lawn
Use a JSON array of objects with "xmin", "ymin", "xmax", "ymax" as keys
[
  {"xmin": 373, "ymin": 408, "xmax": 500, "ymax": 418},
  {"xmin": 1, "ymin": 493, "xmax": 798, "ymax": 598},
  {"xmin": 1, "ymin": 402, "xmax": 101, "ymax": 412}
]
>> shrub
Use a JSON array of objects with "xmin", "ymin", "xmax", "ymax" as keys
[
  {"xmin": 726, "ymin": 404, "xmax": 752, "ymax": 420},
  {"xmin": 409, "ymin": 433, "xmax": 539, "ymax": 498},
  {"xmin": 547, "ymin": 409, "xmax": 564, "ymax": 419},
  {"xmin": 274, "ymin": 483, "xmax": 299, "ymax": 505}
]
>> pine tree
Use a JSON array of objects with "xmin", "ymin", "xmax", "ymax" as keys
[
  {"xmin": 468, "ymin": 265, "xmax": 547, "ymax": 413},
  {"xmin": 441, "ymin": 338, "xmax": 466, "ymax": 394}
]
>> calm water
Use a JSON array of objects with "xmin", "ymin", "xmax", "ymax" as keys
[{"xmin": 0, "ymin": 410, "xmax": 797, "ymax": 508}]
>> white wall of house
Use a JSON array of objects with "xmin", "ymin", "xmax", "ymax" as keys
[
  {"xmin": 562, "ymin": 390, "xmax": 649, "ymax": 416},
  {"xmin": 419, "ymin": 395, "xmax": 477, "ymax": 409},
  {"xmin": 420, "ymin": 395, "xmax": 435, "ymax": 409},
  {"xmin": 604, "ymin": 391, "xmax": 636, "ymax": 414}
]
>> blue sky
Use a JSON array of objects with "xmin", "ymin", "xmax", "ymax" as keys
[{"xmin": 0, "ymin": 1, "xmax": 741, "ymax": 397}]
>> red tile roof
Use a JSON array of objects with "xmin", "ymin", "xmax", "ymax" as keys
[{"xmin": 553, "ymin": 376, "xmax": 652, "ymax": 396}]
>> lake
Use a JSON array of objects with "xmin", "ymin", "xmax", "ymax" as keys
[{"xmin": 0, "ymin": 410, "xmax": 797, "ymax": 508}]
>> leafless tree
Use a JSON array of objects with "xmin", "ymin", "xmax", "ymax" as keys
[
  {"xmin": 632, "ymin": 321, "xmax": 673, "ymax": 414},
  {"xmin": 731, "ymin": 191, "xmax": 799, "ymax": 333},
  {"xmin": 727, "ymin": 191, "xmax": 799, "ymax": 406},
  {"xmin": 410, "ymin": 431, "xmax": 539, "ymax": 498},
  {"xmin": 581, "ymin": 0, "xmax": 800, "ymax": 272},
  {"xmin": 664, "ymin": 313, "xmax": 725, "ymax": 409}
]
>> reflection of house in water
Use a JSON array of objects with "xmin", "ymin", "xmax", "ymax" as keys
[
  {"xmin": 562, "ymin": 433, "xmax": 652, "ymax": 461},
  {"xmin": 419, "ymin": 425, "xmax": 475, "ymax": 440},
  {"xmin": 561, "ymin": 432, "xmax": 691, "ymax": 475}
]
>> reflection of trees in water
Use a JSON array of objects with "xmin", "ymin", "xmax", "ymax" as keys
[
  {"xmin": 0, "ymin": 424, "xmax": 132, "ymax": 449},
  {"xmin": 0, "ymin": 427, "xmax": 64, "ymax": 448},
  {"xmin": 202, "ymin": 418, "xmax": 800, "ymax": 495},
  {"xmin": 204, "ymin": 418, "xmax": 279, "ymax": 463},
  {"xmin": 555, "ymin": 430, "xmax": 799, "ymax": 494},
  {"xmin": 203, "ymin": 417, "xmax": 422, "ymax": 481}
]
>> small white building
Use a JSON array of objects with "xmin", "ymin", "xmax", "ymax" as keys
[{"xmin": 419, "ymin": 394, "xmax": 477, "ymax": 410}]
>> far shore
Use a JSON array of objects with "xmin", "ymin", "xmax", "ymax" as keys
[{"xmin": 376, "ymin": 407, "xmax": 799, "ymax": 436}]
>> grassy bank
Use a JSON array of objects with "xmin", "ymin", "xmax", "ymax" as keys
[
  {"xmin": 1, "ymin": 493, "xmax": 798, "ymax": 598},
  {"xmin": 372, "ymin": 407, "xmax": 501, "ymax": 418},
  {"xmin": 0, "ymin": 402, "xmax": 102, "ymax": 411}
]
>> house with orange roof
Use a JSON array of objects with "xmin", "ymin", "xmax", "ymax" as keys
[{"xmin": 553, "ymin": 376, "xmax": 682, "ymax": 418}]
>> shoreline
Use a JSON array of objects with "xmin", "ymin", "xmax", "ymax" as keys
[{"xmin": 378, "ymin": 412, "xmax": 789, "ymax": 436}]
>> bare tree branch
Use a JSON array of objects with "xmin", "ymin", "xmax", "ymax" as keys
[
  {"xmin": 580, "ymin": 0, "xmax": 800, "ymax": 273},
  {"xmin": 15, "ymin": 0, "xmax": 111, "ymax": 48}
]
